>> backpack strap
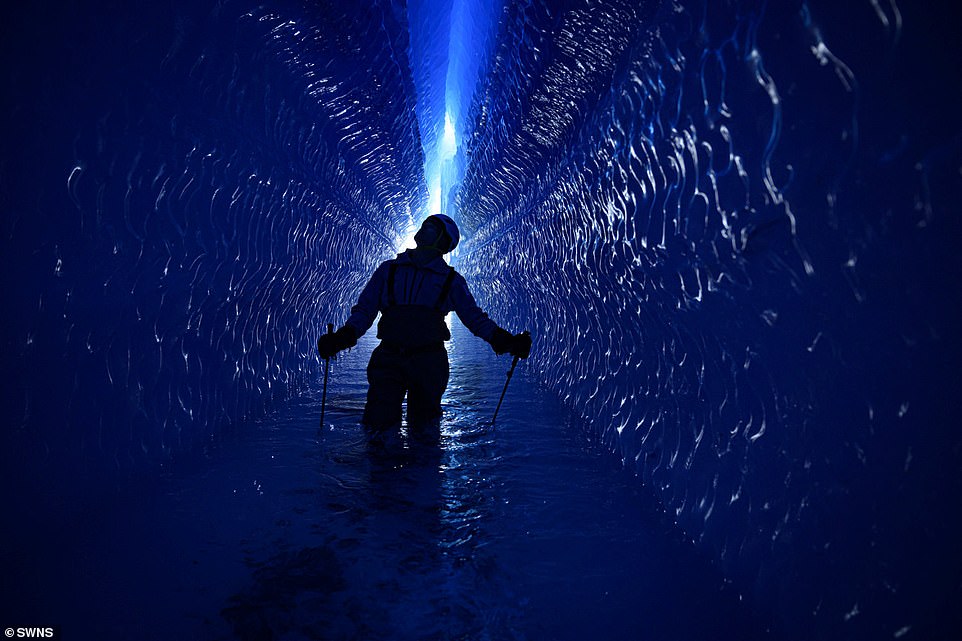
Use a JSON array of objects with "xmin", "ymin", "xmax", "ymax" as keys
[
  {"xmin": 386, "ymin": 263, "xmax": 398, "ymax": 307},
  {"xmin": 434, "ymin": 267, "xmax": 456, "ymax": 311}
]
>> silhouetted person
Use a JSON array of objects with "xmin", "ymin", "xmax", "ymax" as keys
[{"xmin": 317, "ymin": 214, "xmax": 531, "ymax": 438}]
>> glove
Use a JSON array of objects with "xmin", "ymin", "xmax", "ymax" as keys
[
  {"xmin": 489, "ymin": 328, "xmax": 513, "ymax": 355},
  {"xmin": 511, "ymin": 331, "xmax": 532, "ymax": 359},
  {"xmin": 490, "ymin": 328, "xmax": 531, "ymax": 359},
  {"xmin": 317, "ymin": 326, "xmax": 357, "ymax": 359}
]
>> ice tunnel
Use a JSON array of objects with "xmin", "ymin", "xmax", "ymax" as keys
[{"xmin": 2, "ymin": 0, "xmax": 961, "ymax": 639}]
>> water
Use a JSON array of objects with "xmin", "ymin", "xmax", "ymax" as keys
[{"xmin": 6, "ymin": 323, "xmax": 767, "ymax": 640}]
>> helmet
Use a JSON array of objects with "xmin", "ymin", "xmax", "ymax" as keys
[{"xmin": 414, "ymin": 214, "xmax": 460, "ymax": 253}]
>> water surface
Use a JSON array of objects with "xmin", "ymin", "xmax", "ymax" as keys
[{"xmin": 9, "ymin": 324, "xmax": 767, "ymax": 640}]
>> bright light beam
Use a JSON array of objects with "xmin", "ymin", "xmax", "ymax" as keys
[{"xmin": 441, "ymin": 112, "xmax": 457, "ymax": 159}]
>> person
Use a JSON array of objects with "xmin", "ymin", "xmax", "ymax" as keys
[{"xmin": 317, "ymin": 214, "xmax": 531, "ymax": 435}]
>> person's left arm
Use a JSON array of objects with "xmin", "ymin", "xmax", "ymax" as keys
[
  {"xmin": 318, "ymin": 263, "xmax": 387, "ymax": 358},
  {"xmin": 345, "ymin": 262, "xmax": 389, "ymax": 338}
]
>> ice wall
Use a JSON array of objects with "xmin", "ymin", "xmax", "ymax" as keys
[
  {"xmin": 1, "ymin": 0, "xmax": 960, "ymax": 639},
  {"xmin": 1, "ymin": 0, "xmax": 423, "ymax": 476},
  {"xmin": 456, "ymin": 1, "xmax": 962, "ymax": 638}
]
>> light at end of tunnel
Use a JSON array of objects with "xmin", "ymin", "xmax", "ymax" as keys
[
  {"xmin": 428, "ymin": 178, "xmax": 441, "ymax": 216},
  {"xmin": 441, "ymin": 112, "xmax": 457, "ymax": 159}
]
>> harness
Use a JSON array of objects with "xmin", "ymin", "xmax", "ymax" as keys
[
  {"xmin": 376, "ymin": 262, "xmax": 457, "ymax": 351},
  {"xmin": 386, "ymin": 263, "xmax": 456, "ymax": 311}
]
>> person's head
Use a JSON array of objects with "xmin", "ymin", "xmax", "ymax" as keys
[{"xmin": 414, "ymin": 214, "xmax": 460, "ymax": 254}]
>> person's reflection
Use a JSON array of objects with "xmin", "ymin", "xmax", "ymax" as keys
[{"xmin": 364, "ymin": 419, "xmax": 445, "ymax": 540}]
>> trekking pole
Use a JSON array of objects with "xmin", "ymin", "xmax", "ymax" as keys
[
  {"xmin": 492, "ymin": 354, "xmax": 520, "ymax": 425},
  {"xmin": 318, "ymin": 323, "xmax": 334, "ymax": 432}
]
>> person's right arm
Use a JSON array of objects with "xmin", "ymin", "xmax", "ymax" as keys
[
  {"xmin": 449, "ymin": 273, "xmax": 531, "ymax": 358},
  {"xmin": 448, "ymin": 273, "xmax": 498, "ymax": 341}
]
